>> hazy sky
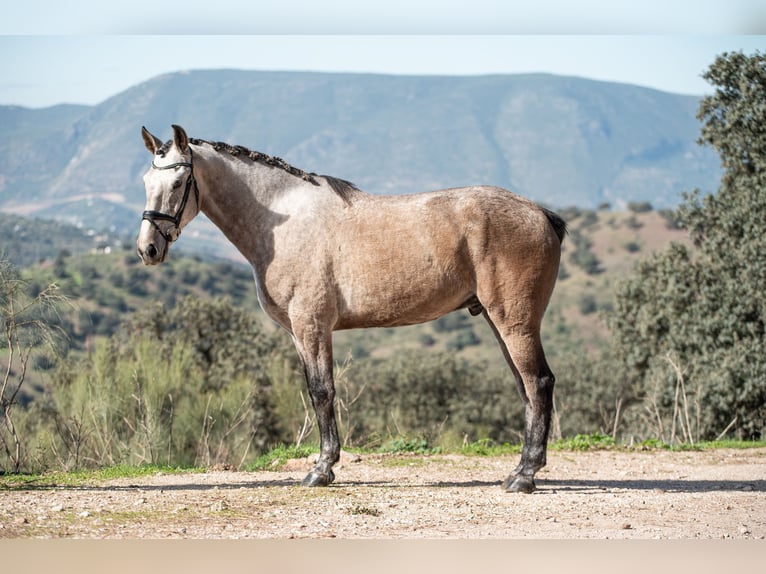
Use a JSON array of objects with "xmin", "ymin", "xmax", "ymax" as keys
[{"xmin": 1, "ymin": 1, "xmax": 765, "ymax": 108}]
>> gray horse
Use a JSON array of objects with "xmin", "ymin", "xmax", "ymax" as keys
[{"xmin": 137, "ymin": 125, "xmax": 566, "ymax": 493}]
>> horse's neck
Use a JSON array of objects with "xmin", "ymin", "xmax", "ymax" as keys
[{"xmin": 194, "ymin": 148, "xmax": 273, "ymax": 259}]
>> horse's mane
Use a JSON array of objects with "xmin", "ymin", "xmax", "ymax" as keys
[{"xmin": 182, "ymin": 138, "xmax": 359, "ymax": 204}]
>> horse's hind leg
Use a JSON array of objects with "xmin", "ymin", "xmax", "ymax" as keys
[
  {"xmin": 291, "ymin": 325, "xmax": 340, "ymax": 487},
  {"xmin": 483, "ymin": 309, "xmax": 555, "ymax": 493}
]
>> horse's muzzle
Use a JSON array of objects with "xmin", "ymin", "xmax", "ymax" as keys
[
  {"xmin": 137, "ymin": 218, "xmax": 169, "ymax": 265},
  {"xmin": 137, "ymin": 240, "xmax": 165, "ymax": 265}
]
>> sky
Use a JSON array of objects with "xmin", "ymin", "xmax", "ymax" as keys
[{"xmin": 1, "ymin": 1, "xmax": 765, "ymax": 108}]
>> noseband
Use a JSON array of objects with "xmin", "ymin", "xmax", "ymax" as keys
[{"xmin": 142, "ymin": 149, "xmax": 199, "ymax": 244}]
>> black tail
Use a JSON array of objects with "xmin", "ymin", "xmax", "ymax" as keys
[{"xmin": 541, "ymin": 207, "xmax": 568, "ymax": 244}]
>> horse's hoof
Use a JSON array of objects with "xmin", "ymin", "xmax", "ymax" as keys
[
  {"xmin": 301, "ymin": 469, "xmax": 335, "ymax": 487},
  {"xmin": 504, "ymin": 475, "xmax": 536, "ymax": 494}
]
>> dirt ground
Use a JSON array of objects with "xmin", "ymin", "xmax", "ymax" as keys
[{"xmin": 1, "ymin": 447, "xmax": 764, "ymax": 539}]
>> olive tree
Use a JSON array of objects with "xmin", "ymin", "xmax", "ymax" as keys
[{"xmin": 608, "ymin": 52, "xmax": 766, "ymax": 440}]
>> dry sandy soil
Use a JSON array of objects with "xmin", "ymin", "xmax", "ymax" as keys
[{"xmin": 1, "ymin": 447, "xmax": 764, "ymax": 539}]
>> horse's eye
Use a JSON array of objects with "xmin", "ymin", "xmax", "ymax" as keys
[{"xmin": 172, "ymin": 179, "xmax": 183, "ymax": 189}]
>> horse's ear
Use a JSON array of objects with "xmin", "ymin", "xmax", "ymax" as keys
[
  {"xmin": 171, "ymin": 124, "xmax": 189, "ymax": 152},
  {"xmin": 141, "ymin": 126, "xmax": 162, "ymax": 154}
]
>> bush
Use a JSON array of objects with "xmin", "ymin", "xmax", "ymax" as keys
[
  {"xmin": 19, "ymin": 297, "xmax": 299, "ymax": 470},
  {"xmin": 607, "ymin": 51, "xmax": 766, "ymax": 441},
  {"xmin": 627, "ymin": 201, "xmax": 653, "ymax": 213},
  {"xmin": 334, "ymin": 352, "xmax": 525, "ymax": 449}
]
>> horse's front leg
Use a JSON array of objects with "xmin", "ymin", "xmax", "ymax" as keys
[{"xmin": 292, "ymin": 326, "xmax": 340, "ymax": 487}]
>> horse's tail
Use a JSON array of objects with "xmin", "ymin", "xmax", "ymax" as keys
[{"xmin": 541, "ymin": 207, "xmax": 568, "ymax": 244}]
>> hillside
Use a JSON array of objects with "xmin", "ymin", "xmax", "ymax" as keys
[
  {"xmin": 0, "ymin": 70, "xmax": 719, "ymax": 262},
  {"xmin": 3, "ymin": 205, "xmax": 688, "ymax": 398}
]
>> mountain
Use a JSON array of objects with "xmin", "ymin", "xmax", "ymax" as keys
[{"xmin": 0, "ymin": 70, "xmax": 720, "ymax": 259}]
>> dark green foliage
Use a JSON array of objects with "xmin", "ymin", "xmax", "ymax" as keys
[
  {"xmin": 658, "ymin": 209, "xmax": 682, "ymax": 230},
  {"xmin": 446, "ymin": 329, "xmax": 481, "ymax": 351},
  {"xmin": 433, "ymin": 312, "xmax": 470, "ymax": 333},
  {"xmin": 568, "ymin": 229, "xmax": 603, "ymax": 275},
  {"xmin": 335, "ymin": 353, "xmax": 525, "ymax": 448},
  {"xmin": 608, "ymin": 52, "xmax": 766, "ymax": 440},
  {"xmin": 579, "ymin": 210, "xmax": 599, "ymax": 228},
  {"xmin": 18, "ymin": 297, "xmax": 299, "ymax": 470},
  {"xmin": 378, "ymin": 437, "xmax": 439, "ymax": 455},
  {"xmin": 551, "ymin": 432, "xmax": 616, "ymax": 451},
  {"xmin": 627, "ymin": 201, "xmax": 653, "ymax": 213},
  {"xmin": 123, "ymin": 296, "xmax": 295, "ymax": 393},
  {"xmin": 578, "ymin": 294, "xmax": 598, "ymax": 315},
  {"xmin": 552, "ymin": 347, "xmax": 638, "ymax": 439},
  {"xmin": 624, "ymin": 215, "xmax": 643, "ymax": 230}
]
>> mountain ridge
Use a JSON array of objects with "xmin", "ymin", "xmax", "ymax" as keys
[{"xmin": 0, "ymin": 69, "xmax": 720, "ymax": 259}]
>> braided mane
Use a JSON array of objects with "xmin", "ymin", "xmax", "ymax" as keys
[{"xmin": 186, "ymin": 138, "xmax": 360, "ymax": 204}]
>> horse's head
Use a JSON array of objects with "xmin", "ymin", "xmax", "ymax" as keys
[{"xmin": 137, "ymin": 124, "xmax": 200, "ymax": 265}]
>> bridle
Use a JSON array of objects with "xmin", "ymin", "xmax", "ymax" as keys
[{"xmin": 142, "ymin": 149, "xmax": 200, "ymax": 244}]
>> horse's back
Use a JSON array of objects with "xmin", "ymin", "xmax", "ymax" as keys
[{"xmin": 327, "ymin": 185, "xmax": 562, "ymax": 329}]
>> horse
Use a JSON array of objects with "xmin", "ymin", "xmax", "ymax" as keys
[{"xmin": 137, "ymin": 124, "xmax": 566, "ymax": 493}]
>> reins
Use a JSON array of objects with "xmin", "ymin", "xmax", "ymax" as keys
[{"xmin": 142, "ymin": 149, "xmax": 199, "ymax": 244}]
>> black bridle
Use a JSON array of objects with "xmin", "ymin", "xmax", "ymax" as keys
[{"xmin": 142, "ymin": 149, "xmax": 199, "ymax": 244}]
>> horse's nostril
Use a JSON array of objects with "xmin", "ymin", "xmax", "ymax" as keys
[{"xmin": 146, "ymin": 244, "xmax": 158, "ymax": 259}]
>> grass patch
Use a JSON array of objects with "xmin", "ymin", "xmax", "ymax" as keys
[
  {"xmin": 460, "ymin": 439, "xmax": 521, "ymax": 457},
  {"xmin": 551, "ymin": 432, "xmax": 616, "ymax": 451},
  {"xmin": 246, "ymin": 444, "xmax": 317, "ymax": 471},
  {"xmin": 631, "ymin": 439, "xmax": 766, "ymax": 452},
  {"xmin": 377, "ymin": 437, "xmax": 441, "ymax": 455},
  {"xmin": 4, "ymin": 437, "xmax": 763, "ymax": 489},
  {"xmin": 0, "ymin": 464, "xmax": 202, "ymax": 490}
]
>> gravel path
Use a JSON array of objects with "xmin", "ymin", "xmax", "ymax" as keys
[{"xmin": 1, "ymin": 448, "xmax": 764, "ymax": 539}]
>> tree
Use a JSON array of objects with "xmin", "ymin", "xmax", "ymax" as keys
[
  {"xmin": 1, "ymin": 259, "xmax": 67, "ymax": 472},
  {"xmin": 608, "ymin": 52, "xmax": 766, "ymax": 440}
]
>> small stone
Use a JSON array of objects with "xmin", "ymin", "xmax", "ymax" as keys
[
  {"xmin": 51, "ymin": 504, "xmax": 64, "ymax": 512},
  {"xmin": 15, "ymin": 517, "xmax": 28, "ymax": 525},
  {"xmin": 739, "ymin": 526, "xmax": 750, "ymax": 535},
  {"xmin": 621, "ymin": 523, "xmax": 632, "ymax": 530},
  {"xmin": 134, "ymin": 497, "xmax": 147, "ymax": 506},
  {"xmin": 78, "ymin": 511, "xmax": 91, "ymax": 518}
]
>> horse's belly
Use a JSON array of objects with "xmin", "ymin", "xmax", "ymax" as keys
[{"xmin": 334, "ymin": 270, "xmax": 472, "ymax": 330}]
